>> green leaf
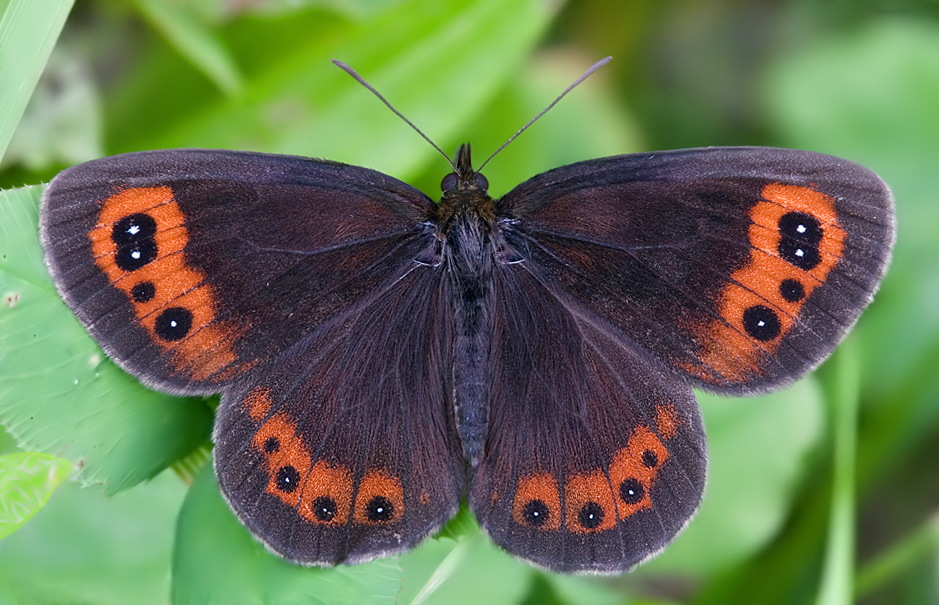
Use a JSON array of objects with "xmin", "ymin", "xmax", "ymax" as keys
[
  {"xmin": 106, "ymin": 0, "xmax": 560, "ymax": 182},
  {"xmin": 766, "ymin": 18, "xmax": 939, "ymax": 493},
  {"xmin": 2, "ymin": 44, "xmax": 103, "ymax": 171},
  {"xmin": 399, "ymin": 530, "xmax": 533, "ymax": 605},
  {"xmin": 817, "ymin": 337, "xmax": 861, "ymax": 605},
  {"xmin": 0, "ymin": 451, "xmax": 71, "ymax": 540},
  {"xmin": 544, "ymin": 573, "xmax": 629, "ymax": 605},
  {"xmin": 855, "ymin": 513, "xmax": 939, "ymax": 600},
  {"xmin": 137, "ymin": 0, "xmax": 244, "ymax": 96},
  {"xmin": 0, "ymin": 470, "xmax": 187, "ymax": 605},
  {"xmin": 443, "ymin": 51, "xmax": 641, "ymax": 198},
  {"xmin": 172, "ymin": 464, "xmax": 402, "ymax": 605},
  {"xmin": 0, "ymin": 185, "xmax": 214, "ymax": 493},
  {"xmin": 0, "ymin": 0, "xmax": 74, "ymax": 162},
  {"xmin": 644, "ymin": 378, "xmax": 824, "ymax": 575}
]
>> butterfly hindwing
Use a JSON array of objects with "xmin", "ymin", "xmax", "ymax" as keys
[
  {"xmin": 497, "ymin": 147, "xmax": 894, "ymax": 394},
  {"xmin": 214, "ymin": 264, "xmax": 463, "ymax": 565},
  {"xmin": 470, "ymin": 263, "xmax": 707, "ymax": 574}
]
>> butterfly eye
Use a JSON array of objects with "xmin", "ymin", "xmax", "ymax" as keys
[
  {"xmin": 441, "ymin": 173, "xmax": 458, "ymax": 191},
  {"xmin": 439, "ymin": 172, "xmax": 487, "ymax": 191}
]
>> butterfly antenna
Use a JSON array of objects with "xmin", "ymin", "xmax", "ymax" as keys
[
  {"xmin": 332, "ymin": 59, "xmax": 457, "ymax": 172},
  {"xmin": 476, "ymin": 56, "xmax": 612, "ymax": 173}
]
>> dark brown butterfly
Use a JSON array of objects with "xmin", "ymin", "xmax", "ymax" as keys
[{"xmin": 39, "ymin": 60, "xmax": 894, "ymax": 574}]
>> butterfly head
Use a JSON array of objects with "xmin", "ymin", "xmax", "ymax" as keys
[
  {"xmin": 441, "ymin": 144, "xmax": 490, "ymax": 194},
  {"xmin": 436, "ymin": 143, "xmax": 497, "ymax": 246}
]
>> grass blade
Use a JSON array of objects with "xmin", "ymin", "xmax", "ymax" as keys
[{"xmin": 0, "ymin": 0, "xmax": 74, "ymax": 162}]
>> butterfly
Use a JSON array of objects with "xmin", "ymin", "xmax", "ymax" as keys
[{"xmin": 38, "ymin": 61, "xmax": 894, "ymax": 574}]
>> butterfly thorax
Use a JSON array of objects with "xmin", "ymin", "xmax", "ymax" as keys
[
  {"xmin": 436, "ymin": 143, "xmax": 499, "ymax": 280},
  {"xmin": 438, "ymin": 144, "xmax": 498, "ymax": 467}
]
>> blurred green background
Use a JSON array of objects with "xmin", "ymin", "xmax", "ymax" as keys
[{"xmin": 0, "ymin": 0, "xmax": 937, "ymax": 603}]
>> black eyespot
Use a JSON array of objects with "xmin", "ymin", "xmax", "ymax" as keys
[
  {"xmin": 112, "ymin": 213, "xmax": 157, "ymax": 244},
  {"xmin": 113, "ymin": 215, "xmax": 159, "ymax": 272},
  {"xmin": 366, "ymin": 496, "xmax": 394, "ymax": 522},
  {"xmin": 780, "ymin": 278, "xmax": 806, "ymax": 302},
  {"xmin": 275, "ymin": 465, "xmax": 300, "ymax": 493},
  {"xmin": 130, "ymin": 281, "xmax": 156, "ymax": 303},
  {"xmin": 578, "ymin": 502, "xmax": 604, "ymax": 529},
  {"xmin": 441, "ymin": 173, "xmax": 458, "ymax": 191},
  {"xmin": 642, "ymin": 450, "xmax": 659, "ymax": 468},
  {"xmin": 743, "ymin": 305, "xmax": 782, "ymax": 341},
  {"xmin": 154, "ymin": 307, "xmax": 193, "ymax": 341},
  {"xmin": 620, "ymin": 478, "xmax": 644, "ymax": 505},
  {"xmin": 778, "ymin": 212, "xmax": 822, "ymax": 270},
  {"xmin": 114, "ymin": 239, "xmax": 157, "ymax": 271},
  {"xmin": 522, "ymin": 499, "xmax": 549, "ymax": 527},
  {"xmin": 263, "ymin": 437, "xmax": 279, "ymax": 454},
  {"xmin": 312, "ymin": 496, "xmax": 337, "ymax": 522},
  {"xmin": 475, "ymin": 173, "xmax": 489, "ymax": 191}
]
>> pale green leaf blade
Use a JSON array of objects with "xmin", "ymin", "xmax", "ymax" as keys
[
  {"xmin": 645, "ymin": 379, "xmax": 825, "ymax": 574},
  {"xmin": 0, "ymin": 0, "xmax": 74, "ymax": 161},
  {"xmin": 0, "ymin": 451, "xmax": 71, "ymax": 540},
  {"xmin": 0, "ymin": 470, "xmax": 187, "ymax": 604},
  {"xmin": 137, "ymin": 0, "xmax": 243, "ymax": 96}
]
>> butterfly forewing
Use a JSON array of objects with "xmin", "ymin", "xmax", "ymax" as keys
[
  {"xmin": 497, "ymin": 147, "xmax": 894, "ymax": 394},
  {"xmin": 40, "ymin": 149, "xmax": 436, "ymax": 395}
]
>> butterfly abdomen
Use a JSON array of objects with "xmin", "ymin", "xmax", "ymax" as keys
[{"xmin": 446, "ymin": 204, "xmax": 497, "ymax": 467}]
